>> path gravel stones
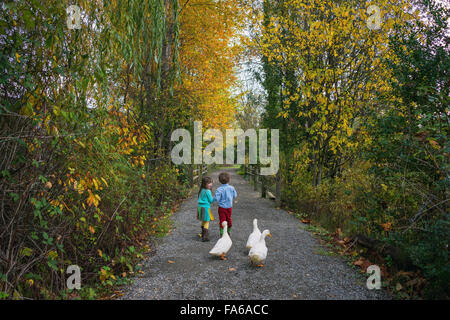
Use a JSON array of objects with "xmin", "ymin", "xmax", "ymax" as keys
[{"xmin": 119, "ymin": 168, "xmax": 389, "ymax": 300}]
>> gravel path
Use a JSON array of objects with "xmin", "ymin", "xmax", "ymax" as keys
[{"xmin": 120, "ymin": 168, "xmax": 388, "ymax": 300}]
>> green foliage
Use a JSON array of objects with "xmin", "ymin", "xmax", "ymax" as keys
[
  {"xmin": 266, "ymin": 0, "xmax": 448, "ymax": 299},
  {"xmin": 402, "ymin": 216, "xmax": 449, "ymax": 299},
  {"xmin": 0, "ymin": 0, "xmax": 190, "ymax": 300}
]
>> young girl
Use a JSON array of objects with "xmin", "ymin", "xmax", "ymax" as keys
[{"xmin": 197, "ymin": 176, "xmax": 215, "ymax": 242}]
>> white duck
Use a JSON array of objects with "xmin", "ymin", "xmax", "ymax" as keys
[
  {"xmin": 248, "ymin": 229, "xmax": 271, "ymax": 267},
  {"xmin": 246, "ymin": 218, "xmax": 261, "ymax": 249},
  {"xmin": 209, "ymin": 221, "xmax": 232, "ymax": 260}
]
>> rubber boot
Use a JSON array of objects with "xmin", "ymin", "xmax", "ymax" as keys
[
  {"xmin": 227, "ymin": 227, "xmax": 231, "ymax": 235},
  {"xmin": 202, "ymin": 228, "xmax": 210, "ymax": 242}
]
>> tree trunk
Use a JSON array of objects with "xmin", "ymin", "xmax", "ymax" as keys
[{"xmin": 352, "ymin": 234, "xmax": 415, "ymax": 270}]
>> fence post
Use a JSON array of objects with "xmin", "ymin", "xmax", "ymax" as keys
[
  {"xmin": 275, "ymin": 170, "xmax": 281, "ymax": 207},
  {"xmin": 261, "ymin": 171, "xmax": 266, "ymax": 198},
  {"xmin": 189, "ymin": 164, "xmax": 194, "ymax": 188},
  {"xmin": 253, "ymin": 165, "xmax": 257, "ymax": 191}
]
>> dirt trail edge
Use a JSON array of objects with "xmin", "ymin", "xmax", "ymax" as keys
[{"xmin": 119, "ymin": 168, "xmax": 388, "ymax": 300}]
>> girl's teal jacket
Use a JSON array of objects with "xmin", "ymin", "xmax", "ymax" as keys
[
  {"xmin": 198, "ymin": 189, "xmax": 215, "ymax": 222},
  {"xmin": 198, "ymin": 189, "xmax": 214, "ymax": 208}
]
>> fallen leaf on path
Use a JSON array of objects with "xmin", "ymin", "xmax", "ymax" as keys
[
  {"xmin": 168, "ymin": 260, "xmax": 175, "ymax": 264},
  {"xmin": 301, "ymin": 219, "xmax": 311, "ymax": 224},
  {"xmin": 229, "ymin": 267, "xmax": 235, "ymax": 272},
  {"xmin": 336, "ymin": 240, "xmax": 346, "ymax": 247},
  {"xmin": 352, "ymin": 257, "xmax": 371, "ymax": 271},
  {"xmin": 293, "ymin": 294, "xmax": 297, "ymax": 299}
]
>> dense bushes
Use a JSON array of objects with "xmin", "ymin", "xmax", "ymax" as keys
[
  {"xmin": 0, "ymin": 0, "xmax": 200, "ymax": 299},
  {"xmin": 283, "ymin": 148, "xmax": 448, "ymax": 298},
  {"xmin": 0, "ymin": 107, "xmax": 189, "ymax": 299}
]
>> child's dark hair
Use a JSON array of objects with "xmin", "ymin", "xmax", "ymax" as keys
[
  {"xmin": 198, "ymin": 176, "xmax": 213, "ymax": 197},
  {"xmin": 218, "ymin": 172, "xmax": 230, "ymax": 184}
]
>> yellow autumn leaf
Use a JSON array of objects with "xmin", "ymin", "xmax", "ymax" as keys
[
  {"xmin": 47, "ymin": 250, "xmax": 58, "ymax": 259},
  {"xmin": 86, "ymin": 190, "xmax": 99, "ymax": 207},
  {"xmin": 101, "ymin": 177, "xmax": 108, "ymax": 187},
  {"xmin": 381, "ymin": 222, "xmax": 392, "ymax": 231},
  {"xmin": 93, "ymin": 178, "xmax": 99, "ymax": 190},
  {"xmin": 429, "ymin": 139, "xmax": 439, "ymax": 149},
  {"xmin": 99, "ymin": 268, "xmax": 107, "ymax": 282},
  {"xmin": 89, "ymin": 225, "xmax": 95, "ymax": 234},
  {"xmin": 76, "ymin": 140, "xmax": 86, "ymax": 148}
]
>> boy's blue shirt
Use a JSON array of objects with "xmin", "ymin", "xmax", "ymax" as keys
[{"xmin": 214, "ymin": 183, "xmax": 237, "ymax": 209}]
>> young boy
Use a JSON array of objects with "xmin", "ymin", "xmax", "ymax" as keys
[{"xmin": 214, "ymin": 172, "xmax": 237, "ymax": 236}]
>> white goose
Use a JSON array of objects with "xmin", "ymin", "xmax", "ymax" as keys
[
  {"xmin": 246, "ymin": 218, "xmax": 261, "ymax": 249},
  {"xmin": 248, "ymin": 229, "xmax": 271, "ymax": 267},
  {"xmin": 209, "ymin": 221, "xmax": 232, "ymax": 260}
]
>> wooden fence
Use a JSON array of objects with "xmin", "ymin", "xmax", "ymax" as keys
[
  {"xmin": 243, "ymin": 164, "xmax": 282, "ymax": 207},
  {"xmin": 186, "ymin": 164, "xmax": 281, "ymax": 207},
  {"xmin": 189, "ymin": 163, "xmax": 209, "ymax": 187}
]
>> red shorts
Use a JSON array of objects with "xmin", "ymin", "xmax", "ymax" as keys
[{"xmin": 218, "ymin": 207, "xmax": 232, "ymax": 229}]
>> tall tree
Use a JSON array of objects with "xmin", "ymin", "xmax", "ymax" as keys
[{"xmin": 260, "ymin": 0, "xmax": 411, "ymax": 185}]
